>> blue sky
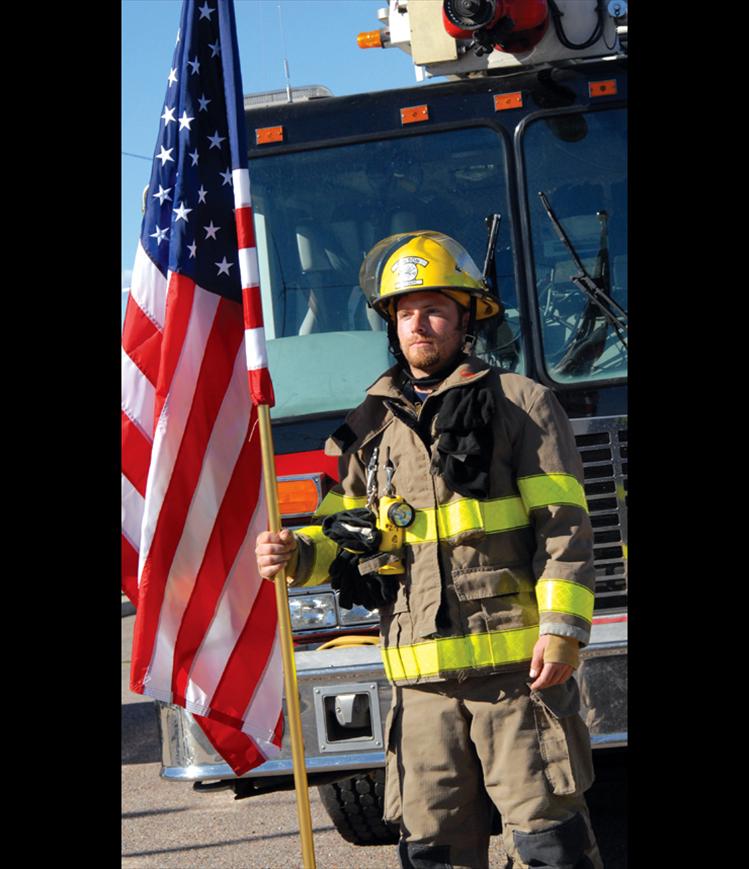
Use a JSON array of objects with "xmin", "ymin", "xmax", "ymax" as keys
[{"xmin": 121, "ymin": 0, "xmax": 438, "ymax": 293}]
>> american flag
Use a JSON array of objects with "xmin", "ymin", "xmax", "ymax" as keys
[{"xmin": 122, "ymin": 0, "xmax": 282, "ymax": 776}]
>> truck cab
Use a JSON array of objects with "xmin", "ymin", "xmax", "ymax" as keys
[{"xmin": 155, "ymin": 0, "xmax": 628, "ymax": 844}]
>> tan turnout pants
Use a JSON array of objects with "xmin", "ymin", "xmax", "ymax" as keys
[{"xmin": 383, "ymin": 671, "xmax": 603, "ymax": 869}]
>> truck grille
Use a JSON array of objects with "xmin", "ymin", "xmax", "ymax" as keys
[{"xmin": 572, "ymin": 418, "xmax": 628, "ymax": 607}]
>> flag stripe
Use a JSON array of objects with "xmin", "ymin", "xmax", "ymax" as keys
[
  {"xmin": 138, "ymin": 282, "xmax": 221, "ymax": 564},
  {"xmin": 122, "ymin": 410, "xmax": 153, "ymax": 497},
  {"xmin": 244, "ymin": 326, "xmax": 268, "ymax": 369},
  {"xmin": 237, "ymin": 247, "xmax": 260, "ymax": 289},
  {"xmin": 239, "ymin": 629, "xmax": 284, "ymax": 748},
  {"xmin": 153, "ymin": 272, "xmax": 198, "ymax": 430},
  {"xmin": 131, "ymin": 294, "xmax": 244, "ymax": 693},
  {"xmin": 242, "ymin": 285, "xmax": 264, "ymax": 330},
  {"xmin": 248, "ymin": 369, "xmax": 275, "ymax": 406},
  {"xmin": 192, "ymin": 715, "xmax": 265, "ymax": 777},
  {"xmin": 130, "ymin": 241, "xmax": 167, "ymax": 331},
  {"xmin": 122, "ymin": 294, "xmax": 163, "ymax": 387},
  {"xmin": 232, "ymin": 168, "xmax": 251, "ymax": 206},
  {"xmin": 235, "ymin": 205, "xmax": 256, "ymax": 250},
  {"xmin": 122, "ymin": 351, "xmax": 156, "ymax": 441},
  {"xmin": 122, "ymin": 535, "xmax": 140, "ymax": 606},
  {"xmin": 122, "ymin": 473, "xmax": 146, "ymax": 551},
  {"xmin": 184, "ymin": 488, "xmax": 267, "ymax": 709}
]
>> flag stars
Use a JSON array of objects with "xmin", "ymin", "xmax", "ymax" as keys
[
  {"xmin": 198, "ymin": 2, "xmax": 215, "ymax": 20},
  {"xmin": 156, "ymin": 145, "xmax": 174, "ymax": 166},
  {"xmin": 198, "ymin": 94, "xmax": 211, "ymax": 112},
  {"xmin": 188, "ymin": 149, "xmax": 199, "ymax": 166},
  {"xmin": 220, "ymin": 168, "xmax": 233, "ymax": 186},
  {"xmin": 150, "ymin": 225, "xmax": 169, "ymax": 245},
  {"xmin": 187, "ymin": 241, "xmax": 197, "ymax": 259},
  {"xmin": 178, "ymin": 110, "xmax": 195, "ymax": 131},
  {"xmin": 173, "ymin": 201, "xmax": 193, "ymax": 222},
  {"xmin": 167, "ymin": 67, "xmax": 178, "ymax": 86},
  {"xmin": 187, "ymin": 56, "xmax": 201, "ymax": 75},
  {"xmin": 204, "ymin": 221, "xmax": 220, "ymax": 240},
  {"xmin": 153, "ymin": 185, "xmax": 172, "ymax": 205},
  {"xmin": 161, "ymin": 105, "xmax": 176, "ymax": 126},
  {"xmin": 208, "ymin": 40, "xmax": 221, "ymax": 57},
  {"xmin": 208, "ymin": 131, "xmax": 226, "ymax": 150},
  {"xmin": 197, "ymin": 185, "xmax": 207, "ymax": 204},
  {"xmin": 215, "ymin": 257, "xmax": 234, "ymax": 276}
]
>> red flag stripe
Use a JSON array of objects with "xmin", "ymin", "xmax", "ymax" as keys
[
  {"xmin": 153, "ymin": 273, "xmax": 198, "ymax": 433},
  {"xmin": 242, "ymin": 285, "xmax": 263, "ymax": 329},
  {"xmin": 170, "ymin": 408, "xmax": 263, "ymax": 704},
  {"xmin": 122, "ymin": 294, "xmax": 163, "ymax": 387},
  {"xmin": 248, "ymin": 368, "xmax": 275, "ymax": 406},
  {"xmin": 209, "ymin": 579, "xmax": 278, "ymax": 722},
  {"xmin": 193, "ymin": 715, "xmax": 265, "ymax": 777},
  {"xmin": 130, "ymin": 294, "xmax": 244, "ymax": 692},
  {"xmin": 235, "ymin": 205, "xmax": 256, "ymax": 250},
  {"xmin": 121, "ymin": 411, "xmax": 153, "ymax": 497}
]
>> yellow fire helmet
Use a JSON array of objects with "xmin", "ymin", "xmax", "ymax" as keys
[{"xmin": 359, "ymin": 230, "xmax": 502, "ymax": 323}]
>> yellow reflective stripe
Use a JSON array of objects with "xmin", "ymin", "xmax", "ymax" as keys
[
  {"xmin": 313, "ymin": 491, "xmax": 368, "ymax": 517},
  {"xmin": 381, "ymin": 625, "xmax": 538, "ymax": 681},
  {"xmin": 536, "ymin": 578, "xmax": 594, "ymax": 623},
  {"xmin": 517, "ymin": 473, "xmax": 588, "ymax": 512},
  {"xmin": 295, "ymin": 525, "xmax": 339, "ymax": 586},
  {"xmin": 405, "ymin": 496, "xmax": 529, "ymax": 544}
]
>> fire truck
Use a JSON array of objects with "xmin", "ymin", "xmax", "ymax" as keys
[{"xmin": 155, "ymin": 0, "xmax": 628, "ymax": 845}]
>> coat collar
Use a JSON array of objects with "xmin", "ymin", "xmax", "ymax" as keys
[{"xmin": 366, "ymin": 355, "xmax": 492, "ymax": 402}]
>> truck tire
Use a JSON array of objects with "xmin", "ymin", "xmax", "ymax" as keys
[{"xmin": 317, "ymin": 769, "xmax": 399, "ymax": 846}]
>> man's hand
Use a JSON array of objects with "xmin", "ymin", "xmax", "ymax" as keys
[
  {"xmin": 529, "ymin": 635, "xmax": 573, "ymax": 691},
  {"xmin": 255, "ymin": 529, "xmax": 298, "ymax": 581}
]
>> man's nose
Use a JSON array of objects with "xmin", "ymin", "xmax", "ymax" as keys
[{"xmin": 411, "ymin": 310, "xmax": 428, "ymax": 332}]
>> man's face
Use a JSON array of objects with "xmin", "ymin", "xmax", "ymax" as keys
[{"xmin": 395, "ymin": 291, "xmax": 469, "ymax": 377}]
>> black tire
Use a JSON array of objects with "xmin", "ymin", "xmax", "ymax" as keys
[{"xmin": 317, "ymin": 769, "xmax": 400, "ymax": 846}]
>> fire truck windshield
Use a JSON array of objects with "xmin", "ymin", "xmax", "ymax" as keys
[
  {"xmin": 247, "ymin": 127, "xmax": 522, "ymax": 420},
  {"xmin": 522, "ymin": 107, "xmax": 627, "ymax": 384}
]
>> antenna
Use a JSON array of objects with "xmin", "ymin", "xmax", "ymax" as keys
[{"xmin": 277, "ymin": 2, "xmax": 292, "ymax": 103}]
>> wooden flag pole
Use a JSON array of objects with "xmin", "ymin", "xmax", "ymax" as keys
[{"xmin": 256, "ymin": 403, "xmax": 317, "ymax": 869}]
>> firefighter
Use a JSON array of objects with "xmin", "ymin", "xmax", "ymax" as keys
[{"xmin": 256, "ymin": 231, "xmax": 602, "ymax": 869}]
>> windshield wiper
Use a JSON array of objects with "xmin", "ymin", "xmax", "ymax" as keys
[{"xmin": 538, "ymin": 191, "xmax": 627, "ymax": 350}]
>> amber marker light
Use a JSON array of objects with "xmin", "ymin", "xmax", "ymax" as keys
[
  {"xmin": 494, "ymin": 92, "xmax": 523, "ymax": 111},
  {"xmin": 256, "ymin": 126, "xmax": 284, "ymax": 145},
  {"xmin": 401, "ymin": 105, "xmax": 429, "ymax": 125},
  {"xmin": 357, "ymin": 29, "xmax": 383, "ymax": 49},
  {"xmin": 277, "ymin": 476, "xmax": 323, "ymax": 517},
  {"xmin": 589, "ymin": 80, "xmax": 617, "ymax": 97}
]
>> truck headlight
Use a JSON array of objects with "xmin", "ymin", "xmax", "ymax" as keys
[
  {"xmin": 338, "ymin": 602, "xmax": 380, "ymax": 626},
  {"xmin": 289, "ymin": 594, "xmax": 337, "ymax": 631}
]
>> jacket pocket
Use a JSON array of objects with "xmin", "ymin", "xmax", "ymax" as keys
[
  {"xmin": 529, "ymin": 679, "xmax": 595, "ymax": 796},
  {"xmin": 451, "ymin": 564, "xmax": 531, "ymax": 601},
  {"xmin": 382, "ymin": 698, "xmax": 403, "ymax": 824}
]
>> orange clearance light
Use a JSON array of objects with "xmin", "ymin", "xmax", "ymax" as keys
[
  {"xmin": 256, "ymin": 125, "xmax": 284, "ymax": 145},
  {"xmin": 357, "ymin": 29, "xmax": 383, "ymax": 49},
  {"xmin": 401, "ymin": 104, "xmax": 429, "ymax": 125},
  {"xmin": 494, "ymin": 92, "xmax": 523, "ymax": 111},
  {"xmin": 589, "ymin": 80, "xmax": 617, "ymax": 97},
  {"xmin": 277, "ymin": 477, "xmax": 322, "ymax": 517}
]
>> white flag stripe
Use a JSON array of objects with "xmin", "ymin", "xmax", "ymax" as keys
[
  {"xmin": 244, "ymin": 327, "xmax": 268, "ymax": 370},
  {"xmin": 122, "ymin": 350, "xmax": 156, "ymax": 441},
  {"xmin": 233, "ymin": 168, "xmax": 251, "ymax": 208},
  {"xmin": 121, "ymin": 473, "xmax": 146, "ymax": 551},
  {"xmin": 237, "ymin": 246, "xmax": 259, "ymax": 288},
  {"xmin": 130, "ymin": 241, "xmax": 168, "ymax": 330},
  {"xmin": 139, "ymin": 283, "xmax": 221, "ymax": 569},
  {"xmin": 185, "ymin": 486, "xmax": 269, "ymax": 710},
  {"xmin": 146, "ymin": 347, "xmax": 252, "ymax": 691},
  {"xmin": 240, "ymin": 630, "xmax": 283, "ymax": 752}
]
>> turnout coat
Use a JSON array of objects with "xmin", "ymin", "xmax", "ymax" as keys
[{"xmin": 290, "ymin": 356, "xmax": 596, "ymax": 687}]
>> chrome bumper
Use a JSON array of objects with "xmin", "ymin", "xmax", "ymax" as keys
[{"xmin": 157, "ymin": 615, "xmax": 627, "ymax": 782}]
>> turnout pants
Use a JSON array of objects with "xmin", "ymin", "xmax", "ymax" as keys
[{"xmin": 383, "ymin": 671, "xmax": 602, "ymax": 869}]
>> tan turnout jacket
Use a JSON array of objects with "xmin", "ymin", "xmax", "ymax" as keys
[{"xmin": 290, "ymin": 356, "xmax": 596, "ymax": 687}]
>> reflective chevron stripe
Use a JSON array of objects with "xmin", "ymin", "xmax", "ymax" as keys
[
  {"xmin": 517, "ymin": 473, "xmax": 588, "ymax": 512},
  {"xmin": 535, "ymin": 578, "xmax": 594, "ymax": 623}
]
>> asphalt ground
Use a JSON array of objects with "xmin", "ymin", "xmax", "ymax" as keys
[{"xmin": 122, "ymin": 607, "xmax": 626, "ymax": 867}]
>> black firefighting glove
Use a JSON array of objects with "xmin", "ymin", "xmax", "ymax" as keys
[
  {"xmin": 322, "ymin": 509, "xmax": 397, "ymax": 610},
  {"xmin": 432, "ymin": 385, "xmax": 495, "ymax": 499}
]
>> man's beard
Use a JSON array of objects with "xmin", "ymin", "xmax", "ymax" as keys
[{"xmin": 405, "ymin": 341, "xmax": 442, "ymax": 371}]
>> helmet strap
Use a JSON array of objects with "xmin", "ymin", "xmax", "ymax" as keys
[{"xmin": 462, "ymin": 296, "xmax": 478, "ymax": 355}]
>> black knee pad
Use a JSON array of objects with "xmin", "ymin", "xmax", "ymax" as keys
[
  {"xmin": 398, "ymin": 838, "xmax": 452, "ymax": 869},
  {"xmin": 512, "ymin": 812, "xmax": 593, "ymax": 868}
]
